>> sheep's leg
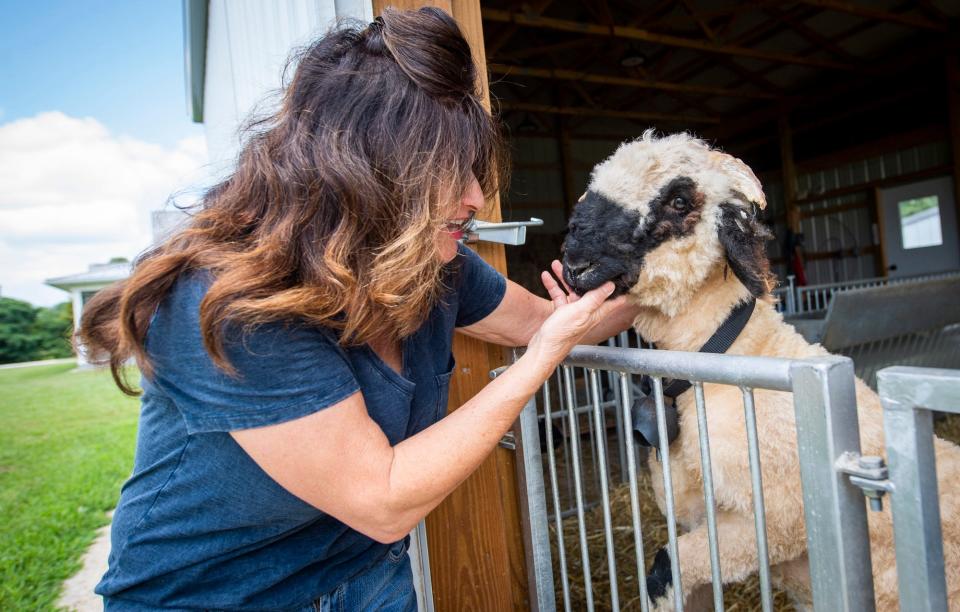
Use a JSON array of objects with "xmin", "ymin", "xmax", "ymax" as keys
[{"xmin": 647, "ymin": 508, "xmax": 808, "ymax": 609}]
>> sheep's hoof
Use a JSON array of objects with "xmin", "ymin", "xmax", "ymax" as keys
[
  {"xmin": 650, "ymin": 585, "xmax": 676, "ymax": 612},
  {"xmin": 646, "ymin": 547, "xmax": 673, "ymax": 604}
]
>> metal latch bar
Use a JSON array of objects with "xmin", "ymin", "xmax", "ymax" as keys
[{"xmin": 462, "ymin": 217, "xmax": 544, "ymax": 246}]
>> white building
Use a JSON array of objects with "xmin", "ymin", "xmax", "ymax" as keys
[
  {"xmin": 45, "ymin": 260, "xmax": 131, "ymax": 366},
  {"xmin": 183, "ymin": 0, "xmax": 372, "ymax": 170}
]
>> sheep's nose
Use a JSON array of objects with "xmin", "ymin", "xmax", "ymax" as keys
[{"xmin": 565, "ymin": 259, "xmax": 591, "ymax": 278}]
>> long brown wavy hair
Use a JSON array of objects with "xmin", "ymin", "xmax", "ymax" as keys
[{"xmin": 78, "ymin": 7, "xmax": 506, "ymax": 395}]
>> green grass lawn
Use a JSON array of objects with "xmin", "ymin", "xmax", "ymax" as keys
[{"xmin": 0, "ymin": 363, "xmax": 139, "ymax": 611}]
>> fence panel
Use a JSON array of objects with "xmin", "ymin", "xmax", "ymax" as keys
[{"xmin": 877, "ymin": 366, "xmax": 960, "ymax": 612}]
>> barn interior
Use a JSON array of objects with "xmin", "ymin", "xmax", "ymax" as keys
[{"xmin": 478, "ymin": 1, "xmax": 960, "ymax": 297}]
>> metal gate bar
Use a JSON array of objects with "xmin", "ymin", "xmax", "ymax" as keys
[
  {"xmin": 542, "ymin": 379, "xmax": 571, "ymax": 612},
  {"xmin": 562, "ymin": 365, "xmax": 594, "ymax": 610},
  {"xmin": 877, "ymin": 366, "xmax": 960, "ymax": 611},
  {"xmin": 741, "ymin": 387, "xmax": 773, "ymax": 612},
  {"xmin": 693, "ymin": 381, "xmax": 724, "ymax": 611}
]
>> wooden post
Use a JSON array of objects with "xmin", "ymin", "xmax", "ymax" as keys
[
  {"xmin": 555, "ymin": 117, "xmax": 575, "ymax": 221},
  {"xmin": 779, "ymin": 114, "xmax": 799, "ymax": 234},
  {"xmin": 872, "ymin": 187, "xmax": 889, "ymax": 277},
  {"xmin": 946, "ymin": 54, "xmax": 960, "ymax": 256},
  {"xmin": 371, "ymin": 2, "xmax": 528, "ymax": 610}
]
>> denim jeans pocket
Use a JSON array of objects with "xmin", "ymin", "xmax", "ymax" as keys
[{"xmin": 385, "ymin": 537, "xmax": 409, "ymax": 564}]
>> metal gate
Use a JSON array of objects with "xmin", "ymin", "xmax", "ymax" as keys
[{"xmin": 511, "ymin": 344, "xmax": 877, "ymax": 611}]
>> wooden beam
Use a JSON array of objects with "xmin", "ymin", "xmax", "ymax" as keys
[
  {"xmin": 763, "ymin": 7, "xmax": 860, "ymax": 63},
  {"xmin": 707, "ymin": 31, "xmax": 947, "ymax": 144},
  {"xmin": 797, "ymin": 0, "xmax": 948, "ymax": 32},
  {"xmin": 481, "ymin": 7, "xmax": 861, "ymax": 71},
  {"xmin": 798, "ymin": 243, "xmax": 879, "ymax": 262},
  {"xmin": 793, "ymin": 164, "xmax": 953, "ymax": 205},
  {"xmin": 499, "ymin": 100, "xmax": 720, "ymax": 124},
  {"xmin": 495, "ymin": 36, "xmax": 598, "ymax": 61},
  {"xmin": 678, "ymin": 0, "xmax": 719, "ymax": 42},
  {"xmin": 373, "ymin": 3, "xmax": 527, "ymax": 612},
  {"xmin": 662, "ymin": 5, "xmax": 819, "ymax": 84},
  {"xmin": 799, "ymin": 196, "xmax": 868, "ymax": 219},
  {"xmin": 489, "ymin": 63, "xmax": 778, "ymax": 100},
  {"xmin": 729, "ymin": 87, "xmax": 929, "ymax": 154},
  {"xmin": 486, "ymin": 0, "xmax": 555, "ymax": 57}
]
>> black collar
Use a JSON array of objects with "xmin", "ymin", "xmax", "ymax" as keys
[
  {"xmin": 661, "ymin": 297, "xmax": 756, "ymax": 398},
  {"xmin": 632, "ymin": 297, "xmax": 757, "ymax": 449}
]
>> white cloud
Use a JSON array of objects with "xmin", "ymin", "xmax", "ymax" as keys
[{"xmin": 0, "ymin": 112, "xmax": 209, "ymax": 306}]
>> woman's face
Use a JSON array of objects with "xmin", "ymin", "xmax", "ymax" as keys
[{"xmin": 438, "ymin": 175, "xmax": 484, "ymax": 262}]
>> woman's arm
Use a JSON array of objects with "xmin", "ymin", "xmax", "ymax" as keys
[
  {"xmin": 459, "ymin": 260, "xmax": 641, "ymax": 347},
  {"xmin": 231, "ymin": 281, "xmax": 623, "ymax": 544}
]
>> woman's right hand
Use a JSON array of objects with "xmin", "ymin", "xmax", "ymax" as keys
[{"xmin": 526, "ymin": 261, "xmax": 628, "ymax": 372}]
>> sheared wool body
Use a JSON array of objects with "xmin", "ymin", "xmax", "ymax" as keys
[{"xmin": 562, "ymin": 131, "xmax": 960, "ymax": 611}]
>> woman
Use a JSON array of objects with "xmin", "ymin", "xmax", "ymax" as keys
[{"xmin": 83, "ymin": 8, "xmax": 637, "ymax": 611}]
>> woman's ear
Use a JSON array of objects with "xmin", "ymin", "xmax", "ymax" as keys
[{"xmin": 717, "ymin": 203, "xmax": 773, "ymax": 297}]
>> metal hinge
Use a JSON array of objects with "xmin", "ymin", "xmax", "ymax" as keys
[
  {"xmin": 834, "ymin": 452, "xmax": 895, "ymax": 512},
  {"xmin": 489, "ymin": 365, "xmax": 517, "ymax": 450}
]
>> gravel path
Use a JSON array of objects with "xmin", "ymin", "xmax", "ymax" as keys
[{"xmin": 57, "ymin": 522, "xmax": 110, "ymax": 611}]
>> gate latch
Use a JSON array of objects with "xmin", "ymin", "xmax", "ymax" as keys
[
  {"xmin": 462, "ymin": 218, "xmax": 544, "ymax": 246},
  {"xmin": 834, "ymin": 452, "xmax": 894, "ymax": 512}
]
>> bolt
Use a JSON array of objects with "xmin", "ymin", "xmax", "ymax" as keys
[{"xmin": 862, "ymin": 487, "xmax": 886, "ymax": 512}]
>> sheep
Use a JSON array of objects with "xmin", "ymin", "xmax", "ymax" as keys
[{"xmin": 560, "ymin": 130, "xmax": 960, "ymax": 611}]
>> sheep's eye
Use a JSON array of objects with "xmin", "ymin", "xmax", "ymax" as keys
[{"xmin": 672, "ymin": 196, "xmax": 688, "ymax": 209}]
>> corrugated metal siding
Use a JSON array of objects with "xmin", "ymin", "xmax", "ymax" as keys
[
  {"xmin": 793, "ymin": 140, "xmax": 949, "ymax": 284},
  {"xmin": 203, "ymin": 0, "xmax": 373, "ymax": 171}
]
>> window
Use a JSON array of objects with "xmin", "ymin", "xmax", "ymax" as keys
[
  {"xmin": 81, "ymin": 290, "xmax": 99, "ymax": 308},
  {"xmin": 898, "ymin": 195, "xmax": 943, "ymax": 250}
]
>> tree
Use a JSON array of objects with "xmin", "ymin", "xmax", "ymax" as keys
[
  {"xmin": 0, "ymin": 298, "xmax": 75, "ymax": 364},
  {"xmin": 32, "ymin": 302, "xmax": 74, "ymax": 359},
  {"xmin": 0, "ymin": 298, "xmax": 41, "ymax": 364}
]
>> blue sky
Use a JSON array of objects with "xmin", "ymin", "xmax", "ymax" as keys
[
  {"xmin": 0, "ymin": 0, "xmax": 202, "ymax": 147},
  {"xmin": 0, "ymin": 0, "xmax": 209, "ymax": 306}
]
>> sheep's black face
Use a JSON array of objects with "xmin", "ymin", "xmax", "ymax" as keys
[{"xmin": 562, "ymin": 176, "xmax": 703, "ymax": 296}]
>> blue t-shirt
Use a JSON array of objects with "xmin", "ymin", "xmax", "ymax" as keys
[{"xmin": 96, "ymin": 245, "xmax": 507, "ymax": 610}]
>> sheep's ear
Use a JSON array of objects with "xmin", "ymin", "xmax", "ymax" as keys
[
  {"xmin": 717, "ymin": 203, "xmax": 773, "ymax": 297},
  {"xmin": 708, "ymin": 151, "xmax": 766, "ymax": 211}
]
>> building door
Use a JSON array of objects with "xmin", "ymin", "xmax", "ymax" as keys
[{"xmin": 880, "ymin": 176, "xmax": 960, "ymax": 277}]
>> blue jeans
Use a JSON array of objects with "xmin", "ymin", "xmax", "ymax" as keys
[
  {"xmin": 304, "ymin": 538, "xmax": 416, "ymax": 612},
  {"xmin": 103, "ymin": 539, "xmax": 416, "ymax": 611}
]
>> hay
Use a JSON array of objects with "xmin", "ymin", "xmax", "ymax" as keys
[
  {"xmin": 935, "ymin": 413, "xmax": 960, "ymax": 445},
  {"xmin": 550, "ymin": 465, "xmax": 797, "ymax": 611}
]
